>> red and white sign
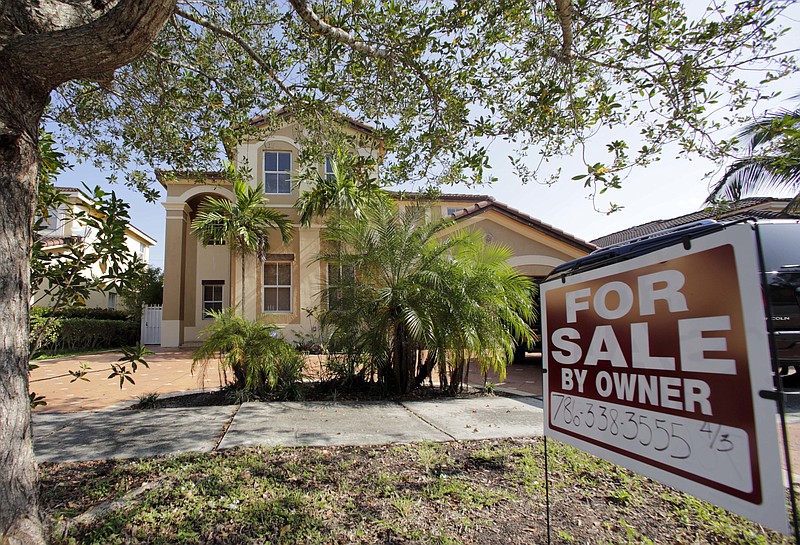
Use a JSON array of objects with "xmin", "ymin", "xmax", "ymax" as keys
[{"xmin": 541, "ymin": 224, "xmax": 787, "ymax": 533}]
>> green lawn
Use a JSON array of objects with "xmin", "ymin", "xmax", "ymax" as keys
[{"xmin": 41, "ymin": 438, "xmax": 793, "ymax": 545}]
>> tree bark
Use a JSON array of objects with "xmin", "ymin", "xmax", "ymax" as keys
[
  {"xmin": 0, "ymin": 75, "xmax": 47, "ymax": 545},
  {"xmin": 0, "ymin": 0, "xmax": 176, "ymax": 542}
]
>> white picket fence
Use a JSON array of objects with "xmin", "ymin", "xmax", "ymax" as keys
[{"xmin": 140, "ymin": 304, "xmax": 162, "ymax": 345}]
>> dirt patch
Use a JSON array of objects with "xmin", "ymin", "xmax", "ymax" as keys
[{"xmin": 129, "ymin": 382, "xmax": 491, "ymax": 410}]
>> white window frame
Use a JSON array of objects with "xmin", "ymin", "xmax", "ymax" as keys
[
  {"xmin": 324, "ymin": 155, "xmax": 335, "ymax": 181},
  {"xmin": 263, "ymin": 262, "xmax": 292, "ymax": 313},
  {"xmin": 446, "ymin": 207, "xmax": 461, "ymax": 216},
  {"xmin": 264, "ymin": 151, "xmax": 292, "ymax": 194},
  {"xmin": 202, "ymin": 281, "xmax": 224, "ymax": 318},
  {"xmin": 107, "ymin": 292, "xmax": 117, "ymax": 310}
]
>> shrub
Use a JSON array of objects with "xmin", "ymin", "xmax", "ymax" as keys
[
  {"xmin": 31, "ymin": 306, "xmax": 130, "ymax": 321},
  {"xmin": 32, "ymin": 317, "xmax": 139, "ymax": 352},
  {"xmin": 193, "ymin": 309, "xmax": 303, "ymax": 399},
  {"xmin": 30, "ymin": 313, "xmax": 62, "ymax": 352}
]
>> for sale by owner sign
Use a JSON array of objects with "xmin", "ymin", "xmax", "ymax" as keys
[{"xmin": 541, "ymin": 223, "xmax": 787, "ymax": 533}]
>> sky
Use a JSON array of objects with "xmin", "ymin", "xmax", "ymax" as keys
[{"xmin": 53, "ymin": 4, "xmax": 800, "ymax": 272}]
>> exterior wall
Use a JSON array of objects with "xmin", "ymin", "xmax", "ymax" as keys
[
  {"xmin": 441, "ymin": 212, "xmax": 588, "ymax": 277},
  {"xmin": 183, "ymin": 241, "xmax": 231, "ymax": 341}
]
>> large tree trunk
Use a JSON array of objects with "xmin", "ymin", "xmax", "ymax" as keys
[
  {"xmin": 0, "ymin": 1, "xmax": 176, "ymax": 542},
  {"xmin": 0, "ymin": 75, "xmax": 48, "ymax": 544}
]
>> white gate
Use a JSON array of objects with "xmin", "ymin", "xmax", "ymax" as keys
[{"xmin": 140, "ymin": 304, "xmax": 162, "ymax": 345}]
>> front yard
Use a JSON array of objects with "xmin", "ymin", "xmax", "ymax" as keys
[{"xmin": 42, "ymin": 438, "xmax": 791, "ymax": 544}]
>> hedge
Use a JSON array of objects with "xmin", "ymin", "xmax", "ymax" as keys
[
  {"xmin": 31, "ymin": 316, "xmax": 139, "ymax": 352},
  {"xmin": 31, "ymin": 306, "xmax": 131, "ymax": 321}
]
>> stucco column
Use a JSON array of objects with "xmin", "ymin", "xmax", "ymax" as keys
[
  {"xmin": 161, "ymin": 203, "xmax": 190, "ymax": 346},
  {"xmin": 298, "ymin": 226, "xmax": 321, "ymax": 332}
]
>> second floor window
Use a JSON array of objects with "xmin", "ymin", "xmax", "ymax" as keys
[
  {"xmin": 44, "ymin": 206, "xmax": 64, "ymax": 235},
  {"xmin": 264, "ymin": 151, "xmax": 292, "ymax": 194}
]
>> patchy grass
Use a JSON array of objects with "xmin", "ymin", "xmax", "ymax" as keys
[{"xmin": 41, "ymin": 438, "xmax": 794, "ymax": 545}]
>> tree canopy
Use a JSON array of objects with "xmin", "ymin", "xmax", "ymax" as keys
[
  {"xmin": 49, "ymin": 0, "xmax": 799, "ymax": 203},
  {"xmin": 2, "ymin": 1, "xmax": 799, "ymax": 542}
]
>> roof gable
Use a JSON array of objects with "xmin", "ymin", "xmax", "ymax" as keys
[{"xmin": 448, "ymin": 199, "xmax": 596, "ymax": 253}]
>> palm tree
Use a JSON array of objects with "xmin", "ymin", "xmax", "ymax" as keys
[
  {"xmin": 191, "ymin": 173, "xmax": 293, "ymax": 314},
  {"xmin": 320, "ymin": 203, "xmax": 534, "ymax": 394},
  {"xmin": 295, "ymin": 151, "xmax": 389, "ymax": 227},
  {"xmin": 707, "ymin": 99, "xmax": 800, "ymax": 207}
]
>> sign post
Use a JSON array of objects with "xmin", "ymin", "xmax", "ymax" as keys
[{"xmin": 541, "ymin": 223, "xmax": 787, "ymax": 533}]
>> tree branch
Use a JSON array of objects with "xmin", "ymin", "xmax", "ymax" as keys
[
  {"xmin": 2, "ymin": 0, "xmax": 176, "ymax": 89},
  {"xmin": 554, "ymin": 0, "xmax": 573, "ymax": 61},
  {"xmin": 174, "ymin": 7, "xmax": 296, "ymax": 100},
  {"xmin": 286, "ymin": 0, "xmax": 391, "ymax": 59}
]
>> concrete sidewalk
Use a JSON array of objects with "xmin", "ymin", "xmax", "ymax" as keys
[{"xmin": 33, "ymin": 396, "xmax": 545, "ymax": 463}]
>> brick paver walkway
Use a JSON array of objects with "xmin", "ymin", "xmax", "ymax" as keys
[{"xmin": 29, "ymin": 347, "xmax": 222, "ymax": 413}]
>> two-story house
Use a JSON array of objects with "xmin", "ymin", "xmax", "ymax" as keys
[
  {"xmin": 158, "ymin": 112, "xmax": 595, "ymax": 347},
  {"xmin": 37, "ymin": 186, "xmax": 157, "ymax": 310}
]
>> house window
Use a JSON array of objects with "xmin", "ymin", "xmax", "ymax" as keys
[
  {"xmin": 324, "ymin": 156, "xmax": 335, "ymax": 181},
  {"xmin": 327, "ymin": 263, "xmax": 355, "ymax": 310},
  {"xmin": 263, "ymin": 262, "xmax": 292, "ymax": 312},
  {"xmin": 107, "ymin": 293, "xmax": 117, "ymax": 310},
  {"xmin": 205, "ymin": 220, "xmax": 226, "ymax": 245},
  {"xmin": 202, "ymin": 281, "xmax": 224, "ymax": 318},
  {"xmin": 264, "ymin": 151, "xmax": 292, "ymax": 194},
  {"xmin": 446, "ymin": 207, "xmax": 461, "ymax": 216}
]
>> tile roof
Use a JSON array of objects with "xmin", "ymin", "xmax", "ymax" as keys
[
  {"xmin": 591, "ymin": 198, "xmax": 798, "ymax": 248},
  {"xmin": 389, "ymin": 191, "xmax": 494, "ymax": 203},
  {"xmin": 38, "ymin": 236, "xmax": 83, "ymax": 248},
  {"xmin": 250, "ymin": 108, "xmax": 376, "ymax": 135}
]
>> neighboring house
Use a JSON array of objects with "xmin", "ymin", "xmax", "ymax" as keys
[
  {"xmin": 36, "ymin": 186, "xmax": 157, "ymax": 310},
  {"xmin": 158, "ymin": 113, "xmax": 595, "ymax": 347},
  {"xmin": 591, "ymin": 197, "xmax": 799, "ymax": 248}
]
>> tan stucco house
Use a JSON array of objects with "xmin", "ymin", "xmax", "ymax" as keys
[
  {"xmin": 36, "ymin": 186, "xmax": 157, "ymax": 310},
  {"xmin": 158, "ymin": 114, "xmax": 595, "ymax": 347}
]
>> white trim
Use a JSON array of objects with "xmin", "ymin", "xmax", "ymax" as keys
[
  {"xmin": 506, "ymin": 255, "xmax": 566, "ymax": 268},
  {"xmin": 127, "ymin": 224, "xmax": 157, "ymax": 246},
  {"xmin": 166, "ymin": 186, "xmax": 237, "ymax": 204},
  {"xmin": 263, "ymin": 150, "xmax": 293, "ymax": 195},
  {"xmin": 262, "ymin": 135, "xmax": 300, "ymax": 149}
]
